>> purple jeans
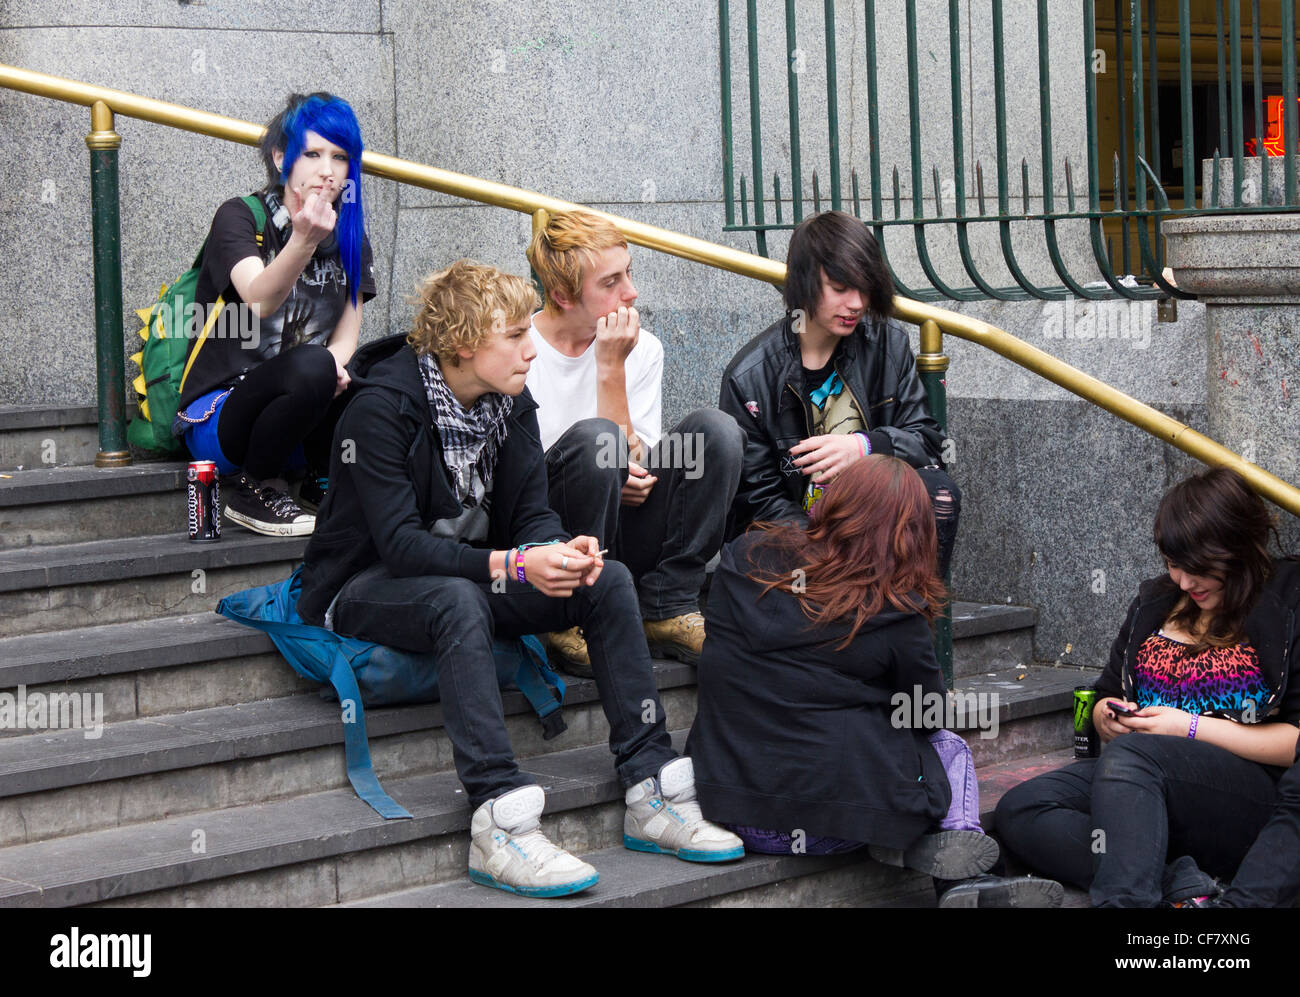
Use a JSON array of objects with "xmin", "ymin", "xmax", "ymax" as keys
[{"xmin": 730, "ymin": 729, "xmax": 983, "ymax": 855}]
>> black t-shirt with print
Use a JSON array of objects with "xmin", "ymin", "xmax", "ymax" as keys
[{"xmin": 179, "ymin": 191, "xmax": 377, "ymax": 409}]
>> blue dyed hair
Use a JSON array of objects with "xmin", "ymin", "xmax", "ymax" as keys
[{"xmin": 265, "ymin": 93, "xmax": 367, "ymax": 306}]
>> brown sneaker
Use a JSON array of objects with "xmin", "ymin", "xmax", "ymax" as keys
[
  {"xmin": 543, "ymin": 626, "xmax": 593, "ymax": 678},
  {"xmin": 643, "ymin": 612, "xmax": 706, "ymax": 665}
]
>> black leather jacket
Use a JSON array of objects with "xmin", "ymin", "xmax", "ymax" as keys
[{"xmin": 719, "ymin": 314, "xmax": 945, "ymax": 532}]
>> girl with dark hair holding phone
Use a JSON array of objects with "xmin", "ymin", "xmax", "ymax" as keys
[
  {"xmin": 995, "ymin": 466, "xmax": 1300, "ymax": 906},
  {"xmin": 175, "ymin": 92, "xmax": 376, "ymax": 536},
  {"xmin": 687, "ymin": 455, "xmax": 1062, "ymax": 906}
]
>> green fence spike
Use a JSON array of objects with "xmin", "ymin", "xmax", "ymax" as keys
[
  {"xmin": 1228, "ymin": 0, "xmax": 1243, "ymax": 207},
  {"xmin": 1179, "ymin": 0, "xmax": 1196, "ymax": 211},
  {"xmin": 785, "ymin": 0, "xmax": 804, "ymax": 226},
  {"xmin": 823, "ymin": 0, "xmax": 842, "ymax": 211},
  {"xmin": 1252, "ymin": 0, "xmax": 1267, "ymax": 201},
  {"xmin": 1083, "ymin": 0, "xmax": 1152, "ymax": 300},
  {"xmin": 1284, "ymin": 0, "xmax": 1297, "ymax": 204},
  {"xmin": 719, "ymin": 0, "xmax": 736, "ymax": 226}
]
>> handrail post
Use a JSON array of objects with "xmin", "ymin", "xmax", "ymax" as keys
[
  {"xmin": 86, "ymin": 100, "xmax": 131, "ymax": 468},
  {"xmin": 917, "ymin": 319, "xmax": 953, "ymax": 688}
]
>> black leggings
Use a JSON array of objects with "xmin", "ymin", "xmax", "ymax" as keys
[
  {"xmin": 994, "ymin": 733, "xmax": 1282, "ymax": 907},
  {"xmin": 216, "ymin": 344, "xmax": 342, "ymax": 480}
]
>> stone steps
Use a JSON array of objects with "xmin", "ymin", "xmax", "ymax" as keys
[
  {"xmin": 0, "ymin": 731, "xmax": 1078, "ymax": 909},
  {"xmin": 0, "ymin": 533, "xmax": 305, "ymax": 637},
  {"xmin": 0, "ymin": 405, "xmax": 106, "ymax": 471},
  {"xmin": 0, "ymin": 662, "xmax": 698, "ymax": 848},
  {"xmin": 0, "ymin": 613, "xmax": 318, "ymax": 727},
  {"xmin": 0, "ymin": 651, "xmax": 1079, "ymax": 846},
  {"xmin": 345, "ymin": 747, "xmax": 1083, "ymax": 909},
  {"xmin": 0, "ymin": 461, "xmax": 192, "ymax": 549}
]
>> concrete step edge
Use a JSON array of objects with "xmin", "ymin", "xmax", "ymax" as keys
[
  {"xmin": 0, "ymin": 663, "xmax": 697, "ymax": 798},
  {"xmin": 341, "ymin": 845, "xmax": 868, "ymax": 908},
  {"xmin": 0, "ymin": 532, "xmax": 307, "ymax": 594},
  {"xmin": 0, "ymin": 405, "xmax": 101, "ymax": 432},
  {"xmin": 0, "ymin": 463, "xmax": 189, "ymax": 508},
  {"xmin": 0, "ymin": 604, "xmax": 1043, "ymax": 689},
  {"xmin": 0, "ymin": 613, "xmax": 273, "ymax": 687},
  {"xmin": 951, "ymin": 602, "xmax": 1035, "ymax": 638}
]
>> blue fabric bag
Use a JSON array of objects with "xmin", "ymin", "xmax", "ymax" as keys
[{"xmin": 217, "ymin": 567, "xmax": 566, "ymax": 820}]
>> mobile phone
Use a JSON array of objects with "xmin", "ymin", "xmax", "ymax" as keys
[{"xmin": 1108, "ymin": 702, "xmax": 1141, "ymax": 718}]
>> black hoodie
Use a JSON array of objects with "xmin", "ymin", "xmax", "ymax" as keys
[
  {"xmin": 686, "ymin": 530, "xmax": 952, "ymax": 849},
  {"xmin": 297, "ymin": 335, "xmax": 569, "ymax": 626}
]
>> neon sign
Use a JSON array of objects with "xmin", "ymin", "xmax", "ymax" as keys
[{"xmin": 1246, "ymin": 95, "xmax": 1300, "ymax": 156}]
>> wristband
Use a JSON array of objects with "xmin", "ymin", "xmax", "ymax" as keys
[
  {"xmin": 855, "ymin": 432, "xmax": 871, "ymax": 458},
  {"xmin": 515, "ymin": 540, "xmax": 561, "ymax": 586},
  {"xmin": 1187, "ymin": 714, "xmax": 1199, "ymax": 739}
]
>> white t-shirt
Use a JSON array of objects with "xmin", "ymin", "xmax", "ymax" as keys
[{"xmin": 527, "ymin": 317, "xmax": 664, "ymax": 452}]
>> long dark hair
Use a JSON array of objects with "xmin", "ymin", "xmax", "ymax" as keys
[
  {"xmin": 747, "ymin": 456, "xmax": 946, "ymax": 648},
  {"xmin": 1154, "ymin": 466, "xmax": 1277, "ymax": 651}
]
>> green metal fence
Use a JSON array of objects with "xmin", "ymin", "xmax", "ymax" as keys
[{"xmin": 719, "ymin": 0, "xmax": 1300, "ymax": 302}]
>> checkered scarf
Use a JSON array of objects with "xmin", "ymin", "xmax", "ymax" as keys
[{"xmin": 416, "ymin": 352, "xmax": 513, "ymax": 506}]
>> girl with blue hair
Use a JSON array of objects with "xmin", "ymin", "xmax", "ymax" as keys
[{"xmin": 175, "ymin": 92, "xmax": 376, "ymax": 536}]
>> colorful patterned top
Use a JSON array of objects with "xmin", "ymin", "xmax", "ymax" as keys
[{"xmin": 1133, "ymin": 633, "xmax": 1270, "ymax": 721}]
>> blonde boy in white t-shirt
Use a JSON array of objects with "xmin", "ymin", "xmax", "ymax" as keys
[{"xmin": 526, "ymin": 210, "xmax": 744, "ymax": 671}]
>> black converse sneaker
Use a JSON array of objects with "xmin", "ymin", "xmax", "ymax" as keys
[{"xmin": 224, "ymin": 474, "xmax": 315, "ymax": 537}]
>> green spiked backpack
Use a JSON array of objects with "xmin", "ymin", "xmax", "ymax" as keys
[{"xmin": 127, "ymin": 194, "xmax": 267, "ymax": 454}]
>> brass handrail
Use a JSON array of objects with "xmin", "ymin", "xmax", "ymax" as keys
[{"xmin": 4, "ymin": 62, "xmax": 1298, "ymax": 516}]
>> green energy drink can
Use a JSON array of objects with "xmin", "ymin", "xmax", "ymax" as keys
[{"xmin": 1073, "ymin": 687, "xmax": 1099, "ymax": 758}]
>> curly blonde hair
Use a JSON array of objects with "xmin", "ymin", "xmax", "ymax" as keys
[
  {"xmin": 526, "ymin": 210, "xmax": 628, "ymax": 310},
  {"xmin": 407, "ymin": 260, "xmax": 540, "ymax": 365}
]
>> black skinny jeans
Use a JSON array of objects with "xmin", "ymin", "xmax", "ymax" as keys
[
  {"xmin": 1221, "ymin": 749, "xmax": 1300, "ymax": 907},
  {"xmin": 994, "ymin": 732, "xmax": 1283, "ymax": 907},
  {"xmin": 916, "ymin": 465, "xmax": 960, "ymax": 581},
  {"xmin": 216, "ymin": 343, "xmax": 343, "ymax": 480},
  {"xmin": 545, "ymin": 411, "xmax": 744, "ymax": 620},
  {"xmin": 331, "ymin": 558, "xmax": 678, "ymax": 810}
]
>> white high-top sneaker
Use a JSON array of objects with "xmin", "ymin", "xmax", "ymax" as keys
[
  {"xmin": 624, "ymin": 757, "xmax": 745, "ymax": 863},
  {"xmin": 468, "ymin": 785, "xmax": 599, "ymax": 897}
]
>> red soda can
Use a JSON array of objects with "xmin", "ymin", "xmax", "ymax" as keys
[{"xmin": 187, "ymin": 460, "xmax": 221, "ymax": 542}]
